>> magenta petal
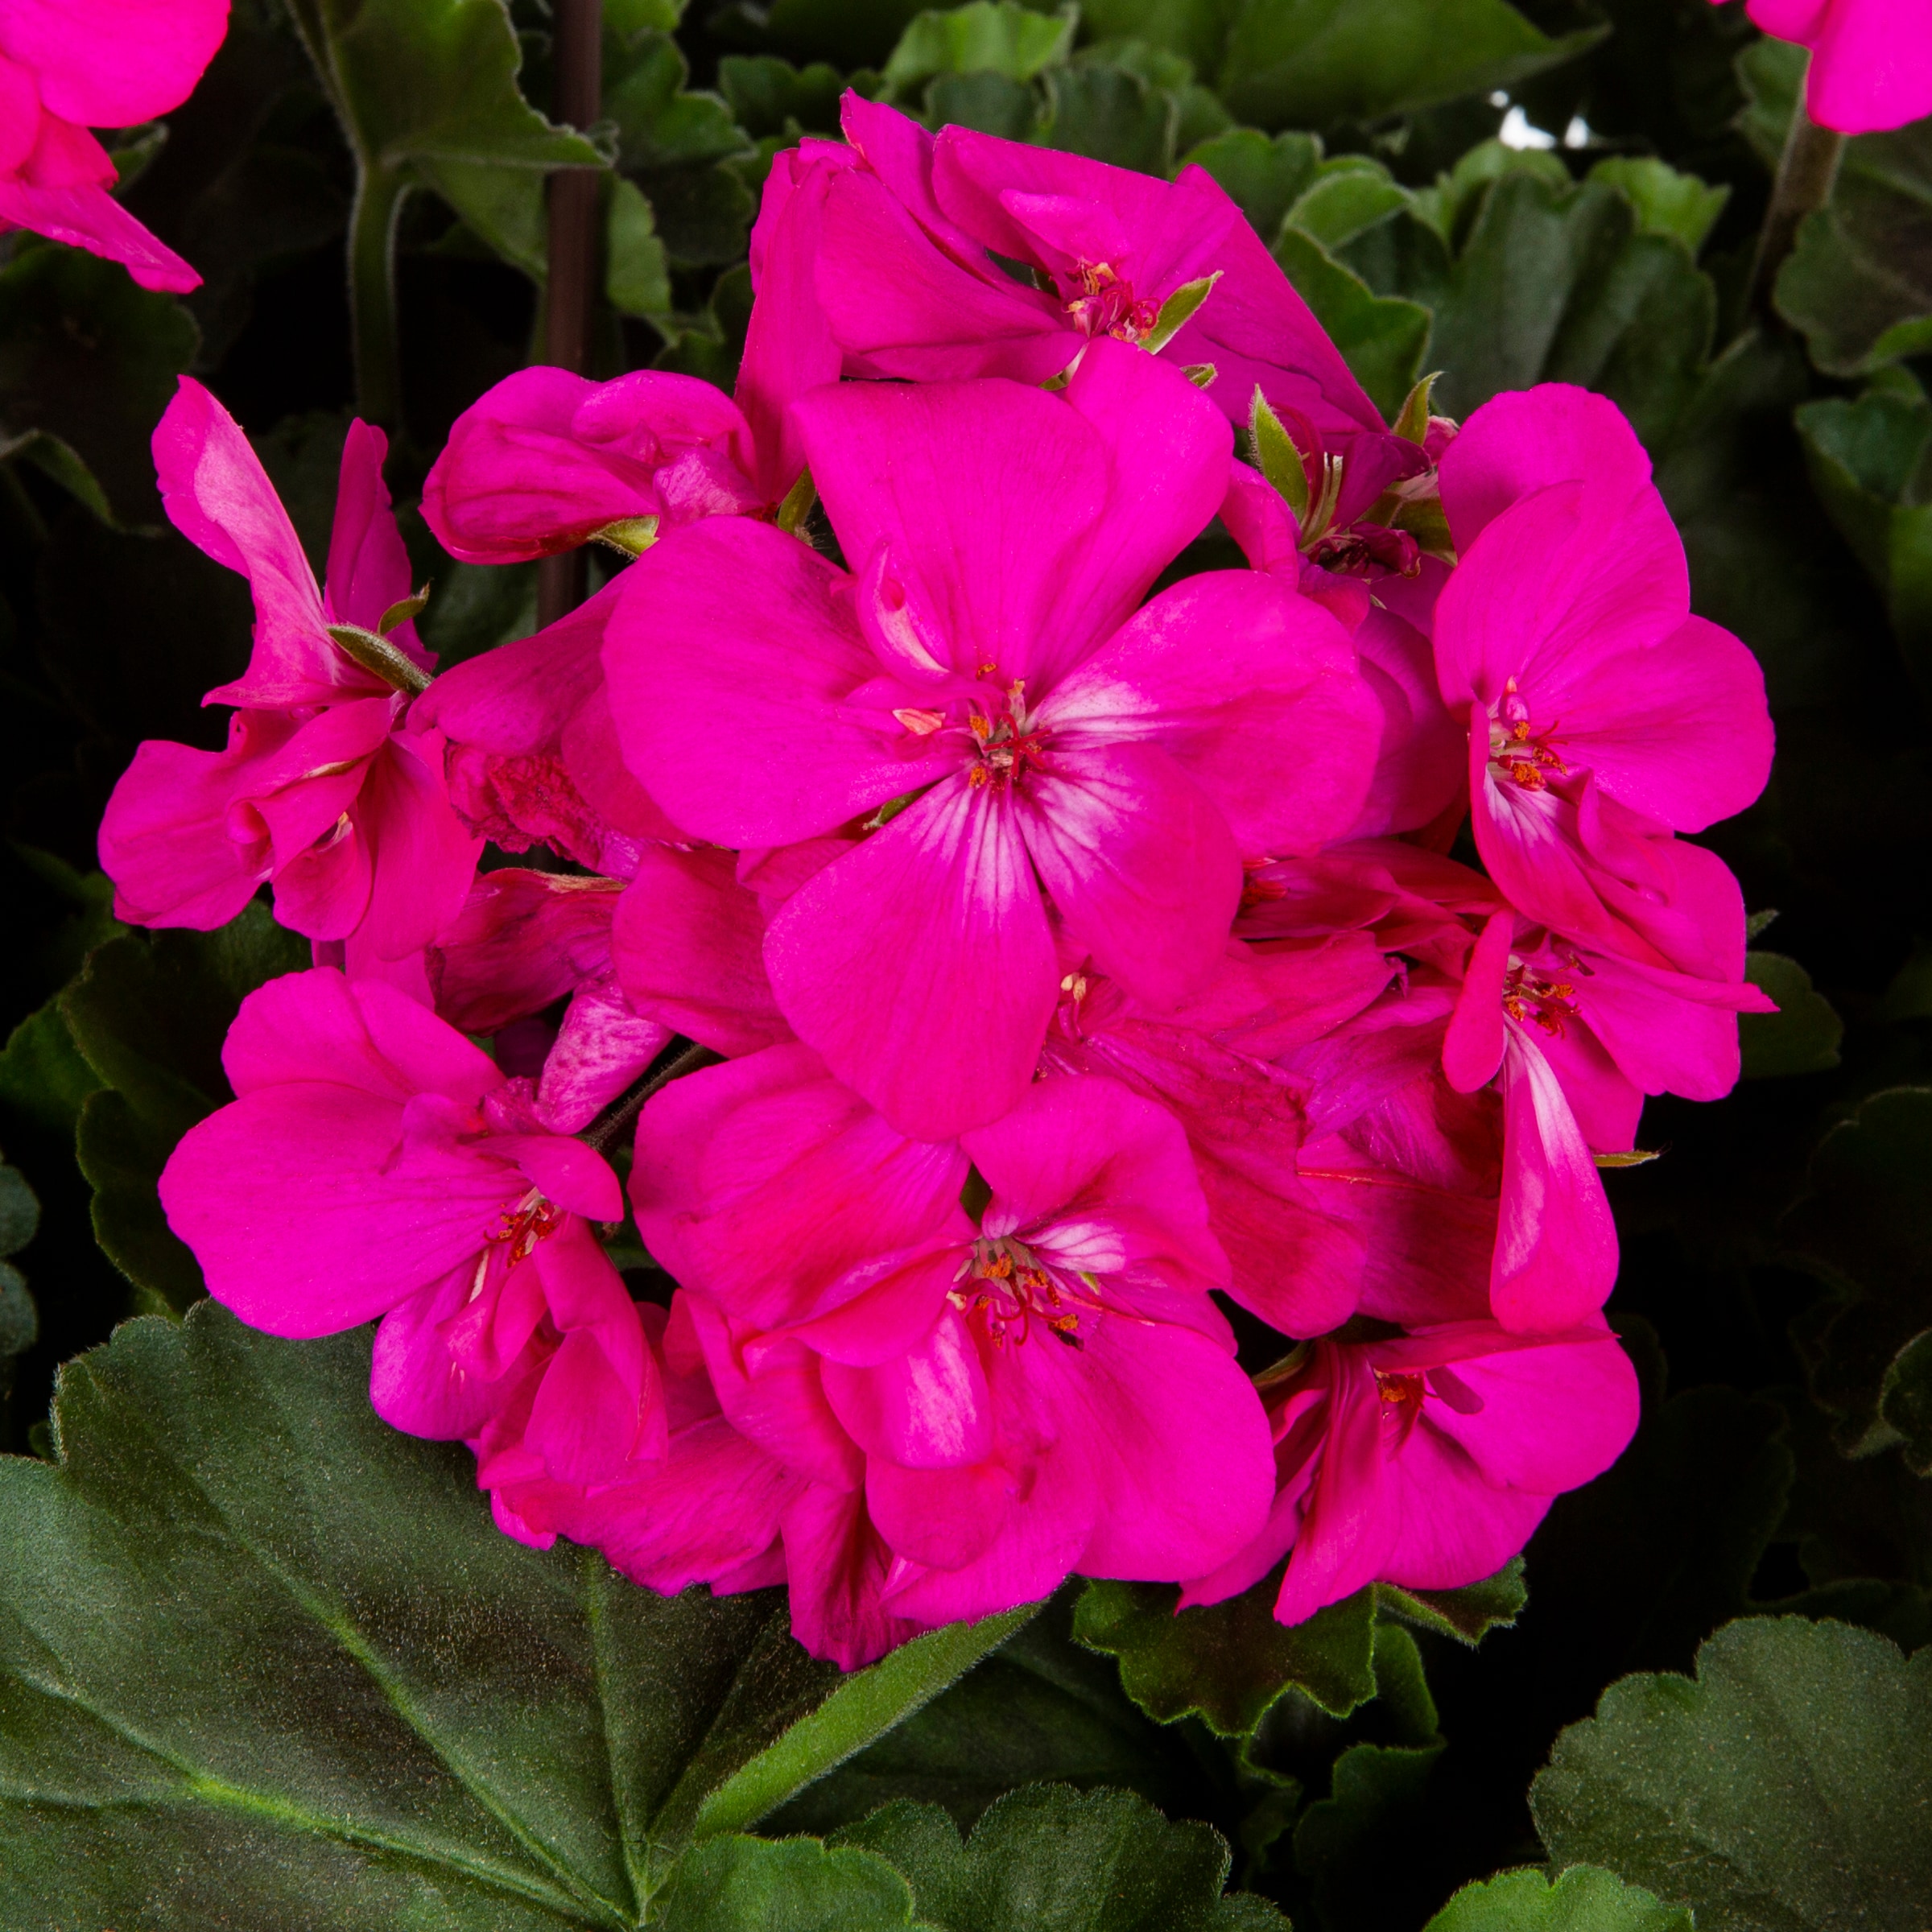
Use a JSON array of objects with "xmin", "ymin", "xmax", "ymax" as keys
[
  {"xmin": 822, "ymin": 1306, "xmax": 992, "ymax": 1469},
  {"xmin": 324, "ymin": 420, "xmax": 427, "ymax": 661},
  {"xmin": 0, "ymin": 171, "xmax": 202, "ymax": 291},
  {"xmin": 429, "ymin": 870, "xmax": 621, "ymax": 1035},
  {"xmin": 605, "ymin": 517, "xmax": 943, "ymax": 844},
  {"xmin": 865, "ymin": 1455, "xmax": 1021, "ymax": 1576},
  {"xmin": 369, "ymin": 1262, "xmax": 506, "ymax": 1440},
  {"xmin": 1038, "ymin": 568, "xmax": 1377, "ymax": 855},
  {"xmin": 353, "ymin": 735, "xmax": 484, "ymax": 960},
  {"xmin": 612, "ymin": 847, "xmax": 791, "ymax": 1057},
  {"xmin": 0, "ymin": 0, "xmax": 229, "ymax": 126},
  {"xmin": 782, "ymin": 1482, "xmax": 927, "ymax": 1670},
  {"xmin": 525, "ymin": 1327, "xmax": 651, "ymax": 1484},
  {"xmin": 536, "ymin": 977, "xmax": 671, "ymax": 1133},
  {"xmin": 794, "ymin": 372, "xmax": 1108, "ymax": 687},
  {"xmin": 631, "ymin": 1043, "xmax": 970, "ymax": 1329},
  {"xmin": 1443, "ymin": 910, "xmax": 1511, "ymax": 1093},
  {"xmin": 97, "ymin": 720, "xmax": 282, "ymax": 929},
  {"xmin": 766, "ymin": 778, "xmax": 1058, "ymax": 1141},
  {"xmin": 153, "ymin": 380, "xmax": 367, "ymax": 710},
  {"xmin": 1439, "ymin": 382, "xmax": 1654, "ymax": 553},
  {"xmin": 1492, "ymin": 1030, "xmax": 1619, "ymax": 1332},
  {"xmin": 1378, "ymin": 1426, "xmax": 1553, "ymax": 1591},
  {"xmin": 1018, "ymin": 741, "xmax": 1239, "ymax": 1015}
]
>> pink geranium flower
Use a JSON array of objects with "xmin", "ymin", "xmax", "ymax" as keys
[
  {"xmin": 631, "ymin": 1053, "xmax": 1277, "ymax": 1666},
  {"xmin": 1433, "ymin": 385, "xmax": 1773, "ymax": 981},
  {"xmin": 1721, "ymin": 0, "xmax": 1932, "ymax": 133},
  {"xmin": 159, "ymin": 970, "xmax": 664, "ymax": 1502},
  {"xmin": 97, "ymin": 378, "xmax": 481, "ymax": 967},
  {"xmin": 818, "ymin": 94, "xmax": 1402, "ymax": 470},
  {"xmin": 1183, "ymin": 1319, "xmax": 1640, "ymax": 1625},
  {"xmin": 607, "ymin": 341, "xmax": 1377, "ymax": 1139},
  {"xmin": 0, "ymin": 0, "xmax": 226, "ymax": 290}
]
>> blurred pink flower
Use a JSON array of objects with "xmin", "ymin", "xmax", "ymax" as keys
[{"xmin": 1724, "ymin": 0, "xmax": 1932, "ymax": 133}]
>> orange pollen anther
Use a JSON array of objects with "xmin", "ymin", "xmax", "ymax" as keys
[
  {"xmin": 1488, "ymin": 681, "xmax": 1567, "ymax": 791},
  {"xmin": 949, "ymin": 1234, "xmax": 1100, "ymax": 1348},
  {"xmin": 967, "ymin": 685, "xmax": 1051, "ymax": 791},
  {"xmin": 1063, "ymin": 261, "xmax": 1159, "ymax": 343},
  {"xmin": 487, "ymin": 1189, "xmax": 562, "ymax": 1265},
  {"xmin": 1375, "ymin": 1369, "xmax": 1426, "ymax": 1410},
  {"xmin": 1501, "ymin": 958, "xmax": 1582, "ymax": 1037}
]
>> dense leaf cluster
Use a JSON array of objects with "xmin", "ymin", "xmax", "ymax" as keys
[{"xmin": 1, "ymin": 0, "xmax": 1930, "ymax": 1924}]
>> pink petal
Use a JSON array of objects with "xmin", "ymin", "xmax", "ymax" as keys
[
  {"xmin": 605, "ymin": 516, "xmax": 947, "ymax": 845},
  {"xmin": 765, "ymin": 777, "xmax": 1059, "ymax": 1141},
  {"xmin": 323, "ymin": 420, "xmax": 428, "ymax": 663},
  {"xmin": 1443, "ymin": 909, "xmax": 1512, "ymax": 1093},
  {"xmin": 429, "ymin": 869, "xmax": 621, "ymax": 1036},
  {"xmin": 0, "ymin": 0, "xmax": 228, "ymax": 125},
  {"xmin": 1378, "ymin": 1424, "xmax": 1553, "ymax": 1591},
  {"xmin": 822, "ymin": 1305, "xmax": 993, "ymax": 1469},
  {"xmin": 1492, "ymin": 1030, "xmax": 1618, "ymax": 1332},
  {"xmin": 350, "ymin": 734, "xmax": 483, "ymax": 961},
  {"xmin": 631, "ymin": 1043, "xmax": 970, "ymax": 1330},
  {"xmin": 1017, "ymin": 741, "xmax": 1239, "ymax": 1014},
  {"xmin": 1802, "ymin": 0, "xmax": 1932, "ymax": 132},
  {"xmin": 0, "ymin": 168, "xmax": 200, "ymax": 291},
  {"xmin": 535, "ymin": 977, "xmax": 671, "ymax": 1133},
  {"xmin": 782, "ymin": 1482, "xmax": 928, "ymax": 1669},
  {"xmin": 1038, "ymin": 568, "xmax": 1377, "ymax": 856}
]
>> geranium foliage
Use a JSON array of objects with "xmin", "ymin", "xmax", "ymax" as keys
[{"xmin": 1, "ymin": 0, "xmax": 1930, "ymax": 1926}]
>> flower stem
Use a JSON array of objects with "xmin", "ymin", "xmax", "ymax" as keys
[
  {"xmin": 349, "ymin": 163, "xmax": 410, "ymax": 431},
  {"xmin": 1748, "ymin": 68, "xmax": 1845, "ymax": 320},
  {"xmin": 583, "ymin": 1039, "xmax": 722, "ymax": 1156}
]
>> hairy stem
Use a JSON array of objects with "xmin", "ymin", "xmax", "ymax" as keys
[
  {"xmin": 1748, "ymin": 72, "xmax": 1845, "ymax": 319},
  {"xmin": 349, "ymin": 163, "xmax": 411, "ymax": 431},
  {"xmin": 583, "ymin": 1040, "xmax": 723, "ymax": 1156}
]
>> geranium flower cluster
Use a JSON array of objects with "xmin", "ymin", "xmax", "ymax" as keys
[{"xmin": 109, "ymin": 98, "xmax": 1776, "ymax": 1669}]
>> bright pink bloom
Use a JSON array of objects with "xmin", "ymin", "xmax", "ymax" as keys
[
  {"xmin": 159, "ymin": 970, "xmax": 663, "ymax": 1496},
  {"xmin": 1183, "ymin": 1319, "xmax": 1639, "ymax": 1624},
  {"xmin": 632, "ymin": 1053, "xmax": 1277, "ymax": 1666},
  {"xmin": 411, "ymin": 581, "xmax": 681, "ymax": 875},
  {"xmin": 420, "ymin": 370, "xmax": 766, "ymax": 567},
  {"xmin": 1435, "ymin": 386, "xmax": 1773, "ymax": 980},
  {"xmin": 819, "ymin": 95, "xmax": 1402, "ymax": 473},
  {"xmin": 493, "ymin": 1297, "xmax": 798, "ymax": 1585},
  {"xmin": 0, "ymin": 0, "xmax": 226, "ymax": 290},
  {"xmin": 1722, "ymin": 0, "xmax": 1932, "ymax": 133},
  {"xmin": 608, "ymin": 342, "xmax": 1378, "ymax": 1139},
  {"xmin": 98, "ymin": 379, "xmax": 481, "ymax": 960}
]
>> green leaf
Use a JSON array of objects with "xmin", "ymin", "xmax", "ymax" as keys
[
  {"xmin": 1428, "ymin": 168, "xmax": 1715, "ymax": 450},
  {"xmin": 0, "ymin": 1166, "xmax": 37, "ymax": 1261},
  {"xmin": 1532, "ymin": 1617, "xmax": 1932, "ymax": 1929},
  {"xmin": 1078, "ymin": 0, "xmax": 1242, "ymax": 77},
  {"xmin": 927, "ymin": 71, "xmax": 1041, "ymax": 139},
  {"xmin": 1784, "ymin": 1085, "xmax": 1932, "ymax": 1471},
  {"xmin": 1424, "ymin": 1866, "xmax": 1693, "ymax": 1932},
  {"xmin": 1040, "ymin": 64, "xmax": 1178, "ymax": 175},
  {"xmin": 607, "ymin": 177, "xmax": 673, "ymax": 318},
  {"xmin": 0, "ymin": 428, "xmax": 115, "ymax": 524},
  {"xmin": 765, "ymin": 1591, "xmax": 1208, "ymax": 1839},
  {"xmin": 0, "ymin": 1302, "xmax": 1023, "ymax": 1925},
  {"xmin": 0, "ymin": 245, "xmax": 199, "ymax": 522},
  {"xmin": 836, "ymin": 1785, "xmax": 1289, "ymax": 1930},
  {"xmin": 1288, "ymin": 158, "xmax": 1412, "ymax": 254},
  {"xmin": 54, "ymin": 906, "xmax": 316, "ymax": 1311},
  {"xmin": 1179, "ymin": 127, "xmax": 1322, "ymax": 247},
  {"xmin": 287, "ymin": 0, "xmax": 601, "ymax": 177},
  {"xmin": 759, "ymin": 0, "xmax": 935, "ymax": 69},
  {"xmin": 1071, "ymin": 1569, "xmax": 1378, "ymax": 1736},
  {"xmin": 1274, "ymin": 227, "xmax": 1430, "ymax": 423},
  {"xmin": 0, "ymin": 1166, "xmax": 40, "ymax": 1370},
  {"xmin": 1586, "ymin": 156, "xmax": 1728, "ymax": 254},
  {"xmin": 1739, "ymin": 952, "xmax": 1844, "ymax": 1078},
  {"xmin": 1795, "ymin": 378, "xmax": 1932, "ymax": 701},
  {"xmin": 0, "ymin": 998, "xmax": 101, "ymax": 1144},
  {"xmin": 717, "ymin": 56, "xmax": 846, "ymax": 138},
  {"xmin": 882, "ymin": 2, "xmax": 1074, "ymax": 97},
  {"xmin": 1375, "ymin": 1558, "xmax": 1527, "ymax": 1646},
  {"xmin": 1291, "ymin": 1736, "xmax": 1447, "ymax": 1926},
  {"xmin": 654, "ymin": 1836, "xmax": 927, "ymax": 1930},
  {"xmin": 691, "ymin": 1607, "xmax": 1041, "ymax": 1840},
  {"xmin": 1218, "ymin": 0, "xmax": 1604, "ymax": 132}
]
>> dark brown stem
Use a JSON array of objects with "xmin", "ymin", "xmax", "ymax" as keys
[
  {"xmin": 538, "ymin": 0, "xmax": 603, "ymax": 629},
  {"xmin": 1748, "ymin": 73, "xmax": 1846, "ymax": 319},
  {"xmin": 582, "ymin": 1039, "xmax": 723, "ymax": 1155}
]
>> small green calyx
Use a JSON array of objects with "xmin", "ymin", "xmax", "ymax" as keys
[
  {"xmin": 1143, "ymin": 271, "xmax": 1220, "ymax": 355},
  {"xmin": 1182, "ymin": 362, "xmax": 1218, "ymax": 390},
  {"xmin": 376, "ymin": 584, "xmax": 431, "ymax": 634},
  {"xmin": 326, "ymin": 623, "xmax": 432, "ymax": 696},
  {"xmin": 592, "ymin": 515, "xmax": 660, "ymax": 557},
  {"xmin": 1393, "ymin": 371, "xmax": 1443, "ymax": 444},
  {"xmin": 776, "ymin": 469, "xmax": 817, "ymax": 535},
  {"xmin": 1249, "ymin": 387, "xmax": 1310, "ymax": 518}
]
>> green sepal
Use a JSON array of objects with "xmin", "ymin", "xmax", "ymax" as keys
[
  {"xmin": 377, "ymin": 584, "xmax": 431, "ymax": 634},
  {"xmin": 1143, "ymin": 271, "xmax": 1221, "ymax": 356},
  {"xmin": 1392, "ymin": 370, "xmax": 1442, "ymax": 444},
  {"xmin": 592, "ymin": 515, "xmax": 663, "ymax": 557},
  {"xmin": 325, "ymin": 622, "xmax": 433, "ymax": 696},
  {"xmin": 776, "ymin": 469, "xmax": 818, "ymax": 535},
  {"xmin": 1248, "ymin": 387, "xmax": 1310, "ymax": 518}
]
